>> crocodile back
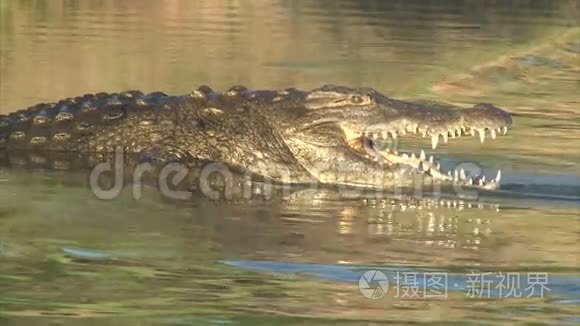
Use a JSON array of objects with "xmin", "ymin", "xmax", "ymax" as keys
[{"xmin": 0, "ymin": 91, "xmax": 179, "ymax": 153}]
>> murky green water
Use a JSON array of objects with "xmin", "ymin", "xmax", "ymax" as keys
[{"xmin": 0, "ymin": 1, "xmax": 579, "ymax": 324}]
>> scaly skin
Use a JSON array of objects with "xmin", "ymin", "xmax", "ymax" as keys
[{"xmin": 0, "ymin": 85, "xmax": 512, "ymax": 189}]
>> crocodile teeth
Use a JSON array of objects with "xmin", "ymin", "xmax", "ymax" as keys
[
  {"xmin": 495, "ymin": 170, "xmax": 501, "ymax": 182},
  {"xmin": 468, "ymin": 178, "xmax": 473, "ymax": 185},
  {"xmin": 420, "ymin": 150, "xmax": 426, "ymax": 160},
  {"xmin": 490, "ymin": 129, "xmax": 497, "ymax": 140},
  {"xmin": 411, "ymin": 153, "xmax": 417, "ymax": 160},
  {"xmin": 431, "ymin": 135, "xmax": 439, "ymax": 149},
  {"xmin": 502, "ymin": 126, "xmax": 508, "ymax": 135},
  {"xmin": 477, "ymin": 129, "xmax": 485, "ymax": 143},
  {"xmin": 399, "ymin": 129, "xmax": 406, "ymax": 135},
  {"xmin": 478, "ymin": 179, "xmax": 484, "ymax": 186},
  {"xmin": 442, "ymin": 133, "xmax": 448, "ymax": 144},
  {"xmin": 391, "ymin": 131, "xmax": 397, "ymax": 139},
  {"xmin": 459, "ymin": 168, "xmax": 466, "ymax": 180},
  {"xmin": 429, "ymin": 155, "xmax": 434, "ymax": 164}
]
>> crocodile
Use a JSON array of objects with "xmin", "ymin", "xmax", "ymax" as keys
[{"xmin": 0, "ymin": 85, "xmax": 511, "ymax": 191}]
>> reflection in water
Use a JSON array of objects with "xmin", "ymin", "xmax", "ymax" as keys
[
  {"xmin": 1, "ymin": 0, "xmax": 578, "ymax": 111},
  {"xmin": 0, "ymin": 0, "xmax": 578, "ymax": 324},
  {"xmin": 0, "ymin": 164, "xmax": 579, "ymax": 322},
  {"xmin": 0, "ymin": 173, "xmax": 578, "ymax": 322}
]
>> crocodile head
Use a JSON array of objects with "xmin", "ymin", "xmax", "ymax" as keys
[{"xmin": 279, "ymin": 85, "xmax": 512, "ymax": 190}]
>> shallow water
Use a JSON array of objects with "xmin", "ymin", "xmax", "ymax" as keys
[{"xmin": 0, "ymin": 1, "xmax": 579, "ymax": 324}]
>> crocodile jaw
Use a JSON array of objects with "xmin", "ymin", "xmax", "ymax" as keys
[{"xmin": 341, "ymin": 108, "xmax": 510, "ymax": 190}]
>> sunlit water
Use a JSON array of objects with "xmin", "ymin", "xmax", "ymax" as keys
[{"xmin": 0, "ymin": 1, "xmax": 579, "ymax": 324}]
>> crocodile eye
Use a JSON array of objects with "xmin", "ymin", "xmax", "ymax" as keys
[{"xmin": 351, "ymin": 95, "xmax": 364, "ymax": 104}]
